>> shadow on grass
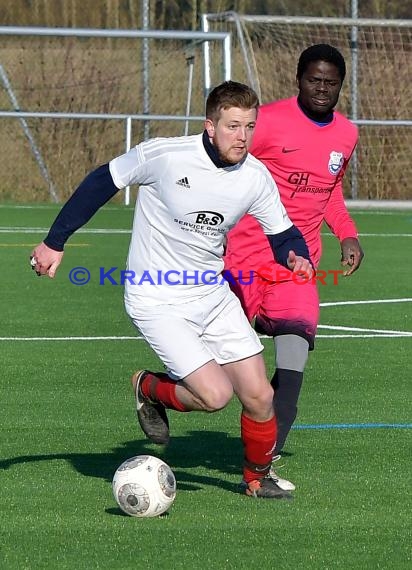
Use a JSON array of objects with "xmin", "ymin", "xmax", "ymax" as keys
[{"xmin": 0, "ymin": 430, "xmax": 244, "ymax": 495}]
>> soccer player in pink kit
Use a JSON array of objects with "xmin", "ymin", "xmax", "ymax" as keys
[{"xmin": 224, "ymin": 44, "xmax": 364, "ymax": 486}]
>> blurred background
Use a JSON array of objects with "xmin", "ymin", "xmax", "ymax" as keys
[{"xmin": 0, "ymin": 0, "xmax": 410, "ymax": 201}]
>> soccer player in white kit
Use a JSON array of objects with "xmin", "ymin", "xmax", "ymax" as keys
[{"xmin": 31, "ymin": 81, "xmax": 313, "ymax": 499}]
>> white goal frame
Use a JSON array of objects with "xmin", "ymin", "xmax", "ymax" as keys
[{"xmin": 202, "ymin": 12, "xmax": 412, "ymax": 200}]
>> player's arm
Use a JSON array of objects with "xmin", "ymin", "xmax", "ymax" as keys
[
  {"xmin": 249, "ymin": 169, "xmax": 313, "ymax": 278},
  {"xmin": 30, "ymin": 163, "xmax": 119, "ymax": 278},
  {"xmin": 324, "ymin": 179, "xmax": 364, "ymax": 276},
  {"xmin": 340, "ymin": 236, "xmax": 364, "ymax": 275},
  {"xmin": 267, "ymin": 225, "xmax": 314, "ymax": 279}
]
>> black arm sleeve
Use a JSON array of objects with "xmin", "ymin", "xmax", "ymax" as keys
[
  {"xmin": 267, "ymin": 225, "xmax": 312, "ymax": 269},
  {"xmin": 43, "ymin": 163, "xmax": 120, "ymax": 251}
]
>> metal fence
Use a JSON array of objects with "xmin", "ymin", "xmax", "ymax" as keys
[
  {"xmin": 0, "ymin": 26, "xmax": 231, "ymax": 203},
  {"xmin": 1, "ymin": 20, "xmax": 411, "ymax": 202}
]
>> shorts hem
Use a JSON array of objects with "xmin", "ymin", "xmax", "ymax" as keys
[
  {"xmin": 254, "ymin": 319, "xmax": 315, "ymax": 351},
  {"xmin": 217, "ymin": 346, "xmax": 264, "ymax": 366}
]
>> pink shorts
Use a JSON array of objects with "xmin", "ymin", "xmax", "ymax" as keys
[{"xmin": 224, "ymin": 262, "xmax": 319, "ymax": 350}]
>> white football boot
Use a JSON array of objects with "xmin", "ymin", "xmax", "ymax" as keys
[{"xmin": 269, "ymin": 454, "xmax": 296, "ymax": 491}]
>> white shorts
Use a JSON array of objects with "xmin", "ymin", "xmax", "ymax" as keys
[{"xmin": 125, "ymin": 284, "xmax": 263, "ymax": 380}]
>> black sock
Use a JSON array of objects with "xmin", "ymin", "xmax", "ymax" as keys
[{"xmin": 271, "ymin": 368, "xmax": 303, "ymax": 455}]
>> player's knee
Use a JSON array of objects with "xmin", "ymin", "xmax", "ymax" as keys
[
  {"xmin": 242, "ymin": 382, "xmax": 274, "ymax": 412},
  {"xmin": 275, "ymin": 336, "xmax": 309, "ymax": 371},
  {"xmin": 258, "ymin": 383, "xmax": 275, "ymax": 406},
  {"xmin": 201, "ymin": 384, "xmax": 233, "ymax": 412}
]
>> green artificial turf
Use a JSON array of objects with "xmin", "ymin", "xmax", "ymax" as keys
[{"xmin": 0, "ymin": 205, "xmax": 411, "ymax": 569}]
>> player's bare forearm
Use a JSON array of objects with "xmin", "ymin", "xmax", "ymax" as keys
[{"xmin": 30, "ymin": 242, "xmax": 64, "ymax": 278}]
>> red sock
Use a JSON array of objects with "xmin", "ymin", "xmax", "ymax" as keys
[
  {"xmin": 241, "ymin": 413, "xmax": 277, "ymax": 483},
  {"xmin": 141, "ymin": 372, "xmax": 188, "ymax": 412}
]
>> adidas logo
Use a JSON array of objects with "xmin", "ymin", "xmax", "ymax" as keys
[{"xmin": 176, "ymin": 176, "xmax": 190, "ymax": 188}]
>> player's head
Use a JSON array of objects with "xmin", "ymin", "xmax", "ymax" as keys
[
  {"xmin": 296, "ymin": 44, "xmax": 346, "ymax": 120},
  {"xmin": 204, "ymin": 80, "xmax": 259, "ymax": 165},
  {"xmin": 297, "ymin": 44, "xmax": 346, "ymax": 82}
]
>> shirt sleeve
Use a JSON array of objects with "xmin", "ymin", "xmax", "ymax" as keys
[
  {"xmin": 324, "ymin": 129, "xmax": 359, "ymax": 241},
  {"xmin": 43, "ymin": 163, "xmax": 119, "ymax": 251},
  {"xmin": 324, "ymin": 183, "xmax": 358, "ymax": 241},
  {"xmin": 267, "ymin": 225, "xmax": 311, "ymax": 268},
  {"xmin": 109, "ymin": 143, "xmax": 157, "ymax": 189},
  {"xmin": 247, "ymin": 169, "xmax": 293, "ymax": 235},
  {"xmin": 324, "ymin": 151, "xmax": 358, "ymax": 241}
]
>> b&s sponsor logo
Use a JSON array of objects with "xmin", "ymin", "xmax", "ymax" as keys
[
  {"xmin": 186, "ymin": 211, "xmax": 225, "ymax": 226},
  {"xmin": 174, "ymin": 210, "xmax": 226, "ymax": 236}
]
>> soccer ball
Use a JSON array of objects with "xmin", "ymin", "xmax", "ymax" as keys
[{"xmin": 112, "ymin": 455, "xmax": 176, "ymax": 518}]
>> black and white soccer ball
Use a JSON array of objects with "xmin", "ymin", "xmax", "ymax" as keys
[{"xmin": 112, "ymin": 455, "xmax": 176, "ymax": 517}]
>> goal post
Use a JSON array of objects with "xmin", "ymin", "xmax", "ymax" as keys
[{"xmin": 202, "ymin": 13, "xmax": 412, "ymax": 201}]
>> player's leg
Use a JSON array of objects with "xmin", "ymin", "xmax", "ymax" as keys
[
  {"xmin": 131, "ymin": 359, "xmax": 234, "ymax": 443},
  {"xmin": 127, "ymin": 299, "xmax": 236, "ymax": 444},
  {"xmin": 271, "ymin": 335, "xmax": 308, "ymax": 455},
  {"xmin": 223, "ymin": 355, "xmax": 292, "ymax": 499},
  {"xmin": 223, "ymin": 267, "xmax": 265, "ymax": 321},
  {"xmin": 203, "ymin": 289, "xmax": 292, "ymax": 499},
  {"xmin": 224, "ymin": 251, "xmax": 298, "ymax": 492},
  {"xmin": 256, "ymin": 275, "xmax": 319, "ymax": 456}
]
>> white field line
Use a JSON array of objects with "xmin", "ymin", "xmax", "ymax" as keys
[
  {"xmin": 320, "ymin": 298, "xmax": 412, "ymax": 307},
  {"xmin": 0, "ymin": 205, "xmax": 61, "ymax": 209},
  {"xmin": 2, "ymin": 226, "xmax": 412, "ymax": 238},
  {"xmin": 0, "ymin": 227, "xmax": 131, "ymax": 234},
  {"xmin": 263, "ymin": 333, "xmax": 411, "ymax": 339},
  {"xmin": 1, "ymin": 204, "xmax": 412, "ymax": 213},
  {"xmin": 0, "ymin": 205, "xmax": 131, "ymax": 211},
  {"xmin": 318, "ymin": 324, "xmax": 412, "ymax": 336},
  {"xmin": 1, "ymin": 300, "xmax": 411, "ymax": 342},
  {"xmin": 323, "ymin": 233, "xmax": 412, "ymax": 237},
  {"xmin": 320, "ymin": 298, "xmax": 412, "ymax": 336},
  {"xmin": 1, "ymin": 333, "xmax": 411, "ymax": 341},
  {"xmin": 0, "ymin": 336, "xmax": 140, "ymax": 341},
  {"xmin": 345, "ymin": 210, "xmax": 412, "ymax": 215}
]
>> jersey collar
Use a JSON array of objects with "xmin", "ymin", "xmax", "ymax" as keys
[
  {"xmin": 202, "ymin": 130, "xmax": 235, "ymax": 168},
  {"xmin": 297, "ymin": 97, "xmax": 334, "ymax": 125}
]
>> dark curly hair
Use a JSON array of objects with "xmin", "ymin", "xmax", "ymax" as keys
[{"xmin": 297, "ymin": 44, "xmax": 346, "ymax": 82}]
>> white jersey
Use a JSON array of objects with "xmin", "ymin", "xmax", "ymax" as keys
[{"xmin": 109, "ymin": 133, "xmax": 292, "ymax": 307}]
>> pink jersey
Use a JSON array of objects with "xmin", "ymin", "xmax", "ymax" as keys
[{"xmin": 226, "ymin": 96, "xmax": 359, "ymax": 270}]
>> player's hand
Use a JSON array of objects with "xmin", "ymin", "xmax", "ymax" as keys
[
  {"xmin": 29, "ymin": 242, "xmax": 63, "ymax": 278},
  {"xmin": 340, "ymin": 237, "xmax": 364, "ymax": 276},
  {"xmin": 287, "ymin": 250, "xmax": 314, "ymax": 280}
]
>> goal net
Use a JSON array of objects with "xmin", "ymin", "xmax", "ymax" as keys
[{"xmin": 204, "ymin": 13, "xmax": 412, "ymax": 200}]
